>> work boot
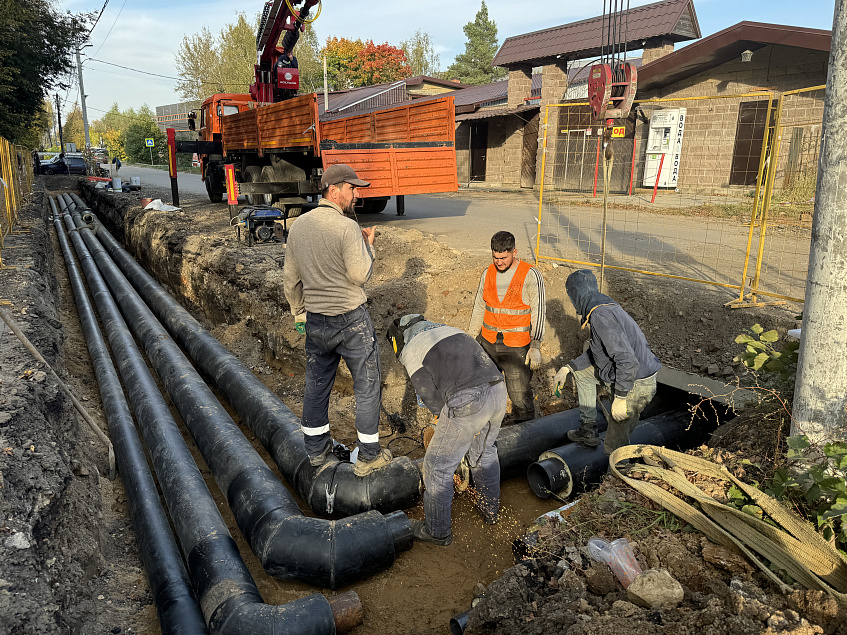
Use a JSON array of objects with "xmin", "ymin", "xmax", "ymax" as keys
[
  {"xmin": 566, "ymin": 424, "xmax": 601, "ymax": 448},
  {"xmin": 353, "ymin": 448, "xmax": 393, "ymax": 477},
  {"xmin": 474, "ymin": 503, "xmax": 498, "ymax": 526},
  {"xmin": 410, "ymin": 519, "xmax": 452, "ymax": 546},
  {"xmin": 309, "ymin": 441, "xmax": 334, "ymax": 467}
]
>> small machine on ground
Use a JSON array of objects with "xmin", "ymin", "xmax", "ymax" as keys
[{"xmin": 233, "ymin": 205, "xmax": 291, "ymax": 247}]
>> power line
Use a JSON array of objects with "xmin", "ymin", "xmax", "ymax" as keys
[
  {"xmin": 86, "ymin": 58, "xmax": 248, "ymax": 87},
  {"xmin": 86, "ymin": 0, "xmax": 111, "ymax": 39},
  {"xmin": 90, "ymin": 0, "xmax": 129, "ymax": 59}
]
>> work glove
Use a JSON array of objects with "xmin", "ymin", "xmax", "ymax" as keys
[
  {"xmin": 553, "ymin": 366, "xmax": 571, "ymax": 397},
  {"xmin": 611, "ymin": 396, "xmax": 629, "ymax": 422},
  {"xmin": 294, "ymin": 313, "xmax": 306, "ymax": 334},
  {"xmin": 525, "ymin": 348, "xmax": 541, "ymax": 371}
]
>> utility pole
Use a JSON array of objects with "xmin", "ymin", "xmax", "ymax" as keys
[
  {"xmin": 791, "ymin": 0, "xmax": 847, "ymax": 444},
  {"xmin": 75, "ymin": 44, "xmax": 92, "ymax": 148},
  {"xmin": 323, "ymin": 54, "xmax": 329, "ymax": 112},
  {"xmin": 55, "ymin": 94, "xmax": 64, "ymax": 152}
]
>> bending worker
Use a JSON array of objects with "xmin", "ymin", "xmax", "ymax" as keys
[
  {"xmin": 389, "ymin": 314, "xmax": 506, "ymax": 546},
  {"xmin": 283, "ymin": 164, "xmax": 392, "ymax": 476},
  {"xmin": 554, "ymin": 269, "xmax": 661, "ymax": 455},
  {"xmin": 469, "ymin": 231, "xmax": 545, "ymax": 424}
]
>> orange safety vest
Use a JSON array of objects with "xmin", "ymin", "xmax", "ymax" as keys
[{"xmin": 481, "ymin": 260, "xmax": 532, "ymax": 347}]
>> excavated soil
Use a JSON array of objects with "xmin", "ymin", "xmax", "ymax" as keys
[{"xmin": 3, "ymin": 175, "xmax": 837, "ymax": 635}]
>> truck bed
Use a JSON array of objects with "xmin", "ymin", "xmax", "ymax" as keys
[{"xmin": 221, "ymin": 95, "xmax": 458, "ymax": 198}]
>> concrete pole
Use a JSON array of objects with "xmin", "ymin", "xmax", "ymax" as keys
[
  {"xmin": 323, "ymin": 54, "xmax": 329, "ymax": 111},
  {"xmin": 55, "ymin": 94, "xmax": 64, "ymax": 152},
  {"xmin": 791, "ymin": 0, "xmax": 847, "ymax": 443},
  {"xmin": 76, "ymin": 46, "xmax": 91, "ymax": 148}
]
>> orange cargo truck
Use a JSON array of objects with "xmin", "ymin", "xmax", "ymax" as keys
[{"xmin": 183, "ymin": 92, "xmax": 458, "ymax": 215}]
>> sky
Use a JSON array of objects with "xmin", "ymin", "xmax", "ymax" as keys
[{"xmin": 57, "ymin": 0, "xmax": 837, "ymax": 131}]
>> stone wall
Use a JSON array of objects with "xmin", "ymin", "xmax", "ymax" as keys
[
  {"xmin": 508, "ymin": 66, "xmax": 533, "ymax": 108},
  {"xmin": 641, "ymin": 38, "xmax": 675, "ymax": 65}
]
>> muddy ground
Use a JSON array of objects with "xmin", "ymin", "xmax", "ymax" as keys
[{"xmin": 3, "ymin": 175, "xmax": 840, "ymax": 634}]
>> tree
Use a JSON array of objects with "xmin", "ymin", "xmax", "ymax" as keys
[
  {"xmin": 349, "ymin": 42, "xmax": 412, "ymax": 87},
  {"xmin": 446, "ymin": 1, "xmax": 506, "ymax": 86},
  {"xmin": 0, "ymin": 2, "xmax": 91, "ymax": 143},
  {"xmin": 174, "ymin": 13, "xmax": 256, "ymax": 103},
  {"xmin": 400, "ymin": 30, "xmax": 441, "ymax": 78},
  {"xmin": 123, "ymin": 106, "xmax": 165, "ymax": 164},
  {"xmin": 322, "ymin": 37, "xmax": 365, "ymax": 90},
  {"xmin": 295, "ymin": 24, "xmax": 323, "ymax": 94},
  {"xmin": 64, "ymin": 103, "xmax": 86, "ymax": 151}
]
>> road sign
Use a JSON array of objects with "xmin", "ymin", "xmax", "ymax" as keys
[{"xmin": 145, "ymin": 138, "xmax": 155, "ymax": 147}]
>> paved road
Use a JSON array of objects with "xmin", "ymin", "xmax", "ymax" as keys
[{"xmin": 120, "ymin": 164, "xmax": 810, "ymax": 299}]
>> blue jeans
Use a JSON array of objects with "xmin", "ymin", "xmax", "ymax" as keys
[
  {"xmin": 302, "ymin": 305, "xmax": 382, "ymax": 461},
  {"xmin": 572, "ymin": 366, "xmax": 657, "ymax": 456},
  {"xmin": 424, "ymin": 381, "xmax": 507, "ymax": 539}
]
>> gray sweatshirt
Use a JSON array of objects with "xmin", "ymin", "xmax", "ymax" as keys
[{"xmin": 283, "ymin": 199, "xmax": 375, "ymax": 316}]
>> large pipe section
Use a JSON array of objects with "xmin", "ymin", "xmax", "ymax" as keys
[
  {"xmin": 66, "ymin": 193, "xmax": 422, "ymax": 518},
  {"xmin": 55, "ymin": 196, "xmax": 362, "ymax": 632},
  {"xmin": 62, "ymin": 194, "xmax": 411, "ymax": 590},
  {"xmin": 526, "ymin": 407, "xmax": 724, "ymax": 499},
  {"xmin": 51, "ymin": 198, "xmax": 207, "ymax": 634}
]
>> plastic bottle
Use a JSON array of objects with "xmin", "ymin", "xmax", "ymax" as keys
[{"xmin": 587, "ymin": 537, "xmax": 642, "ymax": 588}]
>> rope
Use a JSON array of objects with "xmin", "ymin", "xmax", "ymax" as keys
[{"xmin": 609, "ymin": 445, "xmax": 847, "ymax": 607}]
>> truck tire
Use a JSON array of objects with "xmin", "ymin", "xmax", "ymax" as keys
[
  {"xmin": 205, "ymin": 172, "xmax": 223, "ymax": 203},
  {"xmin": 358, "ymin": 197, "xmax": 389, "ymax": 214},
  {"xmin": 243, "ymin": 165, "xmax": 264, "ymax": 205},
  {"xmin": 259, "ymin": 165, "xmax": 276, "ymax": 205}
]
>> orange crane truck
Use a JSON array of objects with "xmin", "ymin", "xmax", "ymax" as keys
[{"xmin": 178, "ymin": 0, "xmax": 458, "ymax": 215}]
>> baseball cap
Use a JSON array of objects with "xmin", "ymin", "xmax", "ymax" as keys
[{"xmin": 320, "ymin": 164, "xmax": 370, "ymax": 189}]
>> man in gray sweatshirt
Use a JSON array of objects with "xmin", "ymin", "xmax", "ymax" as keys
[{"xmin": 283, "ymin": 164, "xmax": 392, "ymax": 476}]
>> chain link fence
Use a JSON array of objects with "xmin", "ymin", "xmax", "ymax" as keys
[{"xmin": 535, "ymin": 87, "xmax": 826, "ymax": 305}]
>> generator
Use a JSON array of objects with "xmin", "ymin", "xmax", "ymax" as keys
[{"xmin": 234, "ymin": 205, "xmax": 290, "ymax": 246}]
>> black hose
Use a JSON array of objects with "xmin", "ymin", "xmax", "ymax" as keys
[
  {"xmin": 526, "ymin": 407, "xmax": 723, "ymax": 499},
  {"xmin": 67, "ymin": 192, "xmax": 422, "ymax": 519},
  {"xmin": 55, "ymin": 196, "xmax": 358, "ymax": 632},
  {"xmin": 50, "ymin": 198, "xmax": 207, "ymax": 634},
  {"xmin": 449, "ymin": 609, "xmax": 470, "ymax": 635},
  {"xmin": 63, "ymin": 195, "xmax": 412, "ymax": 589}
]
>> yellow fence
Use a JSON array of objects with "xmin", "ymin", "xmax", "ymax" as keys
[
  {"xmin": 534, "ymin": 86, "xmax": 826, "ymax": 306},
  {"xmin": 0, "ymin": 136, "xmax": 34, "ymax": 276}
]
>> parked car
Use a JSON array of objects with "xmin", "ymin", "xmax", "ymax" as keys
[{"xmin": 40, "ymin": 155, "xmax": 87, "ymax": 176}]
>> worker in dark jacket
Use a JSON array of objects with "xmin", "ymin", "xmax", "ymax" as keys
[
  {"xmin": 554, "ymin": 270, "xmax": 661, "ymax": 455},
  {"xmin": 389, "ymin": 314, "xmax": 506, "ymax": 546}
]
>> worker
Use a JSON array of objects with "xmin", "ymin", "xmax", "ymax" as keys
[
  {"xmin": 554, "ymin": 269, "xmax": 661, "ymax": 455},
  {"xmin": 468, "ymin": 231, "xmax": 545, "ymax": 424},
  {"xmin": 283, "ymin": 164, "xmax": 392, "ymax": 477},
  {"xmin": 388, "ymin": 314, "xmax": 506, "ymax": 546}
]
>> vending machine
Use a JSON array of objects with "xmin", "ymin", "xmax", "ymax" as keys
[{"xmin": 642, "ymin": 108, "xmax": 687, "ymax": 188}]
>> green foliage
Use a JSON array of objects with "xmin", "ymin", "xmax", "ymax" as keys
[
  {"xmin": 123, "ymin": 107, "xmax": 166, "ymax": 164},
  {"xmin": 445, "ymin": 1, "xmax": 507, "ymax": 85},
  {"xmin": 733, "ymin": 323, "xmax": 798, "ymax": 381},
  {"xmin": 0, "ymin": 2, "xmax": 92, "ymax": 142},
  {"xmin": 400, "ymin": 30, "xmax": 441, "ymax": 77}
]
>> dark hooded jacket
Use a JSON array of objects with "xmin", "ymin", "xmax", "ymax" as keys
[{"xmin": 565, "ymin": 270, "xmax": 661, "ymax": 397}]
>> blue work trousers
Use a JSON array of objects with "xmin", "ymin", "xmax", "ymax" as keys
[
  {"xmin": 424, "ymin": 381, "xmax": 507, "ymax": 539},
  {"xmin": 302, "ymin": 304, "xmax": 382, "ymax": 461}
]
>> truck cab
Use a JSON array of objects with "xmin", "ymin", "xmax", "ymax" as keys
[{"xmin": 197, "ymin": 93, "xmax": 254, "ymax": 143}]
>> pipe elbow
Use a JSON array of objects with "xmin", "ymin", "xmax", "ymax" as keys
[
  {"xmin": 210, "ymin": 592, "xmax": 337, "ymax": 635},
  {"xmin": 252, "ymin": 509, "xmax": 413, "ymax": 589}
]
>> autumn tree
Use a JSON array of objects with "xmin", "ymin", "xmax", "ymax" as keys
[
  {"xmin": 322, "ymin": 37, "xmax": 365, "ymax": 90},
  {"xmin": 0, "ymin": 2, "xmax": 91, "ymax": 143},
  {"xmin": 349, "ymin": 42, "xmax": 412, "ymax": 86},
  {"xmin": 63, "ymin": 103, "xmax": 86, "ymax": 151},
  {"xmin": 124, "ymin": 106, "xmax": 166, "ymax": 164},
  {"xmin": 446, "ymin": 1, "xmax": 506, "ymax": 85},
  {"xmin": 400, "ymin": 30, "xmax": 441, "ymax": 78},
  {"xmin": 295, "ymin": 24, "xmax": 323, "ymax": 94}
]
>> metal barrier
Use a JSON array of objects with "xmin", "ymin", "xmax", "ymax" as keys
[
  {"xmin": 534, "ymin": 87, "xmax": 825, "ymax": 306},
  {"xmin": 0, "ymin": 136, "xmax": 34, "ymax": 278}
]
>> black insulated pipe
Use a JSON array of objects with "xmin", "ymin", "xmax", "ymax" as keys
[
  {"xmin": 496, "ymin": 382, "xmax": 695, "ymax": 480},
  {"xmin": 526, "ymin": 405, "xmax": 728, "ymax": 499},
  {"xmin": 63, "ymin": 196, "xmax": 411, "ymax": 589},
  {"xmin": 51, "ymin": 199, "xmax": 207, "ymax": 634},
  {"xmin": 449, "ymin": 610, "xmax": 470, "ymax": 635},
  {"xmin": 66, "ymin": 192, "xmax": 422, "ymax": 519},
  {"xmin": 55, "ymin": 196, "xmax": 363, "ymax": 632}
]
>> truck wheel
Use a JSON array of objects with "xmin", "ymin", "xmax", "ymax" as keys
[
  {"xmin": 243, "ymin": 165, "xmax": 264, "ymax": 205},
  {"xmin": 358, "ymin": 198, "xmax": 389, "ymax": 214},
  {"xmin": 206, "ymin": 173, "xmax": 223, "ymax": 203},
  {"xmin": 259, "ymin": 166, "xmax": 276, "ymax": 205}
]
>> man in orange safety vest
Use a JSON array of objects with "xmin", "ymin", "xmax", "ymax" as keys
[{"xmin": 469, "ymin": 231, "xmax": 545, "ymax": 424}]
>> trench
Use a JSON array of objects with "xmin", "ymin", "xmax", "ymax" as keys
[{"xmin": 63, "ymin": 183, "xmax": 732, "ymax": 634}]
